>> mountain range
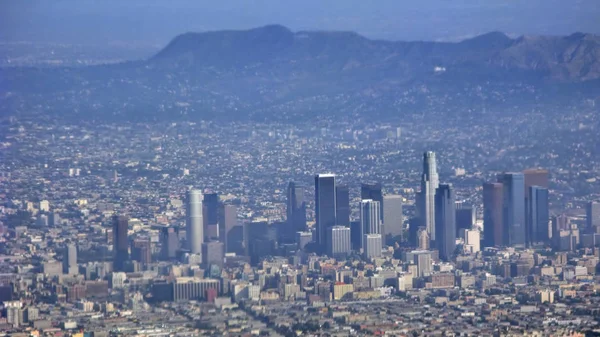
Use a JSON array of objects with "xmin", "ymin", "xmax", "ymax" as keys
[{"xmin": 1, "ymin": 25, "xmax": 599, "ymax": 122}]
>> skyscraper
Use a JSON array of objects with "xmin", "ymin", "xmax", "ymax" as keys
[
  {"xmin": 418, "ymin": 152, "xmax": 439, "ymax": 241},
  {"xmin": 203, "ymin": 193, "xmax": 219, "ymax": 240},
  {"xmin": 286, "ymin": 182, "xmax": 307, "ymax": 235},
  {"xmin": 218, "ymin": 204, "xmax": 238, "ymax": 253},
  {"xmin": 202, "ymin": 241, "xmax": 224, "ymax": 268},
  {"xmin": 455, "ymin": 206, "xmax": 475, "ymax": 236},
  {"xmin": 523, "ymin": 168, "xmax": 549, "ymax": 190},
  {"xmin": 527, "ymin": 186, "xmax": 549, "ymax": 245},
  {"xmin": 361, "ymin": 183, "xmax": 383, "ymax": 220},
  {"xmin": 335, "ymin": 185, "xmax": 350, "ymax": 227},
  {"xmin": 500, "ymin": 173, "xmax": 526, "ymax": 247},
  {"xmin": 327, "ymin": 226, "xmax": 351, "ymax": 259},
  {"xmin": 112, "ymin": 215, "xmax": 129, "ymax": 271},
  {"xmin": 315, "ymin": 174, "xmax": 336, "ymax": 249},
  {"xmin": 161, "ymin": 227, "xmax": 179, "ymax": 260},
  {"xmin": 131, "ymin": 238, "xmax": 152, "ymax": 268},
  {"xmin": 63, "ymin": 243, "xmax": 78, "ymax": 275},
  {"xmin": 186, "ymin": 189, "xmax": 204, "ymax": 255},
  {"xmin": 360, "ymin": 199, "xmax": 381, "ymax": 250},
  {"xmin": 383, "ymin": 195, "xmax": 403, "ymax": 240},
  {"xmin": 586, "ymin": 201, "xmax": 600, "ymax": 229},
  {"xmin": 483, "ymin": 182, "xmax": 504, "ymax": 247},
  {"xmin": 435, "ymin": 184, "xmax": 456, "ymax": 261}
]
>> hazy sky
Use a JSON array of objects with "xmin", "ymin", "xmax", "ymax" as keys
[{"xmin": 1, "ymin": 0, "xmax": 599, "ymax": 46}]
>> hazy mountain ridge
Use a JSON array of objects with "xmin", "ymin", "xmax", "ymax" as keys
[
  {"xmin": 151, "ymin": 25, "xmax": 600, "ymax": 82},
  {"xmin": 0, "ymin": 25, "xmax": 599, "ymax": 122}
]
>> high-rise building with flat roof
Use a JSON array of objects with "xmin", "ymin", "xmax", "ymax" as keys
[
  {"xmin": 527, "ymin": 186, "xmax": 549, "ymax": 245},
  {"xmin": 327, "ymin": 226, "xmax": 351, "ymax": 259},
  {"xmin": 186, "ymin": 189, "xmax": 204, "ymax": 255},
  {"xmin": 587, "ymin": 201, "xmax": 600, "ymax": 229},
  {"xmin": 383, "ymin": 195, "xmax": 403, "ymax": 240},
  {"xmin": 361, "ymin": 183, "xmax": 383, "ymax": 221},
  {"xmin": 435, "ymin": 184, "xmax": 456, "ymax": 261},
  {"xmin": 360, "ymin": 199, "xmax": 381, "ymax": 247},
  {"xmin": 112, "ymin": 215, "xmax": 129, "ymax": 271},
  {"xmin": 500, "ymin": 173, "xmax": 526, "ymax": 247},
  {"xmin": 63, "ymin": 243, "xmax": 78, "ymax": 275},
  {"xmin": 219, "ymin": 204, "xmax": 238, "ymax": 253},
  {"xmin": 315, "ymin": 174, "xmax": 336, "ymax": 249},
  {"xmin": 335, "ymin": 185, "xmax": 350, "ymax": 227},
  {"xmin": 483, "ymin": 182, "xmax": 504, "ymax": 247},
  {"xmin": 418, "ymin": 152, "xmax": 439, "ymax": 241},
  {"xmin": 203, "ymin": 193, "xmax": 219, "ymax": 240},
  {"xmin": 363, "ymin": 234, "xmax": 382, "ymax": 259},
  {"xmin": 287, "ymin": 182, "xmax": 307, "ymax": 234}
]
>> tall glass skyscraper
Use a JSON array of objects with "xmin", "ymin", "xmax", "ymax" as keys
[
  {"xmin": 527, "ymin": 186, "xmax": 549, "ymax": 245},
  {"xmin": 286, "ymin": 182, "xmax": 307, "ymax": 234},
  {"xmin": 315, "ymin": 174, "xmax": 336, "ymax": 248},
  {"xmin": 383, "ymin": 195, "xmax": 403, "ymax": 240},
  {"xmin": 360, "ymin": 199, "xmax": 381, "ymax": 250},
  {"xmin": 186, "ymin": 189, "xmax": 204, "ymax": 254},
  {"xmin": 335, "ymin": 185, "xmax": 350, "ymax": 227},
  {"xmin": 418, "ymin": 152, "xmax": 439, "ymax": 241},
  {"xmin": 500, "ymin": 173, "xmax": 526, "ymax": 247},
  {"xmin": 361, "ymin": 183, "xmax": 383, "ymax": 220},
  {"xmin": 483, "ymin": 182, "xmax": 504, "ymax": 247},
  {"xmin": 112, "ymin": 215, "xmax": 130, "ymax": 271},
  {"xmin": 435, "ymin": 184, "xmax": 456, "ymax": 261}
]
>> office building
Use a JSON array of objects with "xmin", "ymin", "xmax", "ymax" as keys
[
  {"xmin": 131, "ymin": 238, "xmax": 152, "ymax": 267},
  {"xmin": 413, "ymin": 251, "xmax": 432, "ymax": 277},
  {"xmin": 435, "ymin": 184, "xmax": 456, "ymax": 261},
  {"xmin": 587, "ymin": 201, "xmax": 600, "ymax": 229},
  {"xmin": 455, "ymin": 206, "xmax": 475, "ymax": 235},
  {"xmin": 327, "ymin": 226, "xmax": 351, "ymax": 259},
  {"xmin": 112, "ymin": 215, "xmax": 129, "ymax": 271},
  {"xmin": 483, "ymin": 182, "xmax": 504, "ymax": 247},
  {"xmin": 203, "ymin": 193, "xmax": 220, "ymax": 240},
  {"xmin": 418, "ymin": 151, "xmax": 439, "ymax": 241},
  {"xmin": 383, "ymin": 195, "xmax": 403, "ymax": 240},
  {"xmin": 500, "ymin": 173, "xmax": 526, "ymax": 247},
  {"xmin": 350, "ymin": 221, "xmax": 362, "ymax": 250},
  {"xmin": 363, "ymin": 234, "xmax": 382, "ymax": 259},
  {"xmin": 202, "ymin": 241, "xmax": 224, "ymax": 268},
  {"xmin": 286, "ymin": 182, "xmax": 307, "ymax": 234},
  {"xmin": 527, "ymin": 186, "xmax": 549, "ymax": 245},
  {"xmin": 296, "ymin": 231, "xmax": 313, "ymax": 250},
  {"xmin": 63, "ymin": 243, "xmax": 78, "ymax": 275},
  {"xmin": 186, "ymin": 189, "xmax": 204, "ymax": 255},
  {"xmin": 464, "ymin": 229, "xmax": 481, "ymax": 254},
  {"xmin": 361, "ymin": 183, "xmax": 383, "ymax": 221},
  {"xmin": 360, "ymin": 199, "xmax": 381, "ymax": 248},
  {"xmin": 161, "ymin": 226, "xmax": 179, "ymax": 260},
  {"xmin": 335, "ymin": 185, "xmax": 350, "ymax": 227},
  {"xmin": 417, "ymin": 227, "xmax": 430, "ymax": 250},
  {"xmin": 315, "ymin": 174, "xmax": 336, "ymax": 249},
  {"xmin": 172, "ymin": 278, "xmax": 221, "ymax": 302},
  {"xmin": 218, "ymin": 203, "xmax": 238, "ymax": 253},
  {"xmin": 523, "ymin": 168, "xmax": 549, "ymax": 190}
]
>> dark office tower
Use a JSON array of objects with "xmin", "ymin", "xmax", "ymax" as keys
[
  {"xmin": 360, "ymin": 199, "xmax": 381, "ymax": 252},
  {"xmin": 315, "ymin": 174, "xmax": 337, "ymax": 249},
  {"xmin": 218, "ymin": 204, "xmax": 238, "ymax": 253},
  {"xmin": 418, "ymin": 152, "xmax": 440, "ymax": 241},
  {"xmin": 335, "ymin": 185, "xmax": 350, "ymax": 227},
  {"xmin": 361, "ymin": 183, "xmax": 383, "ymax": 220},
  {"xmin": 112, "ymin": 215, "xmax": 130, "ymax": 271},
  {"xmin": 161, "ymin": 227, "xmax": 179, "ymax": 260},
  {"xmin": 203, "ymin": 193, "xmax": 220, "ymax": 240},
  {"xmin": 587, "ymin": 201, "xmax": 600, "ymax": 229},
  {"xmin": 500, "ymin": 173, "xmax": 526, "ymax": 247},
  {"xmin": 435, "ymin": 184, "xmax": 456, "ymax": 261},
  {"xmin": 350, "ymin": 221, "xmax": 362, "ymax": 250},
  {"xmin": 383, "ymin": 195, "xmax": 403, "ymax": 241},
  {"xmin": 483, "ymin": 183, "xmax": 504, "ymax": 248},
  {"xmin": 523, "ymin": 168, "xmax": 550, "ymax": 190},
  {"xmin": 131, "ymin": 238, "xmax": 152, "ymax": 267},
  {"xmin": 527, "ymin": 186, "xmax": 549, "ymax": 245},
  {"xmin": 63, "ymin": 243, "xmax": 78, "ymax": 275},
  {"xmin": 286, "ymin": 182, "xmax": 307, "ymax": 235},
  {"xmin": 455, "ymin": 207, "xmax": 475, "ymax": 236}
]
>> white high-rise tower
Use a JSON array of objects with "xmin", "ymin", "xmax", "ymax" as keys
[
  {"xmin": 360, "ymin": 199, "xmax": 381, "ymax": 251},
  {"xmin": 418, "ymin": 151, "xmax": 439, "ymax": 241},
  {"xmin": 186, "ymin": 189, "xmax": 204, "ymax": 254}
]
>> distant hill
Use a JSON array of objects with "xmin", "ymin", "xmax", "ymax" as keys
[
  {"xmin": 151, "ymin": 25, "xmax": 600, "ymax": 82},
  {"xmin": 1, "ymin": 25, "xmax": 599, "ymax": 122}
]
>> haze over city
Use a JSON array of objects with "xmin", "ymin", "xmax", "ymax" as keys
[{"xmin": 0, "ymin": 1, "xmax": 599, "ymax": 336}]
